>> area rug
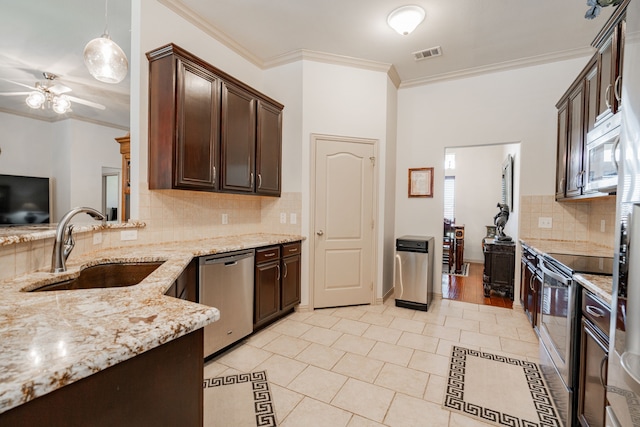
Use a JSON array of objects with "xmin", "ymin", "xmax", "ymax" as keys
[
  {"xmin": 444, "ymin": 262, "xmax": 470, "ymax": 277},
  {"xmin": 204, "ymin": 370, "xmax": 277, "ymax": 427},
  {"xmin": 443, "ymin": 346, "xmax": 563, "ymax": 427}
]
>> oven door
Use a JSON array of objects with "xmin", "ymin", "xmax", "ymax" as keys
[{"xmin": 539, "ymin": 259, "xmax": 576, "ymax": 388}]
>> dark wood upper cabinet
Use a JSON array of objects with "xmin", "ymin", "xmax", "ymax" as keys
[
  {"xmin": 147, "ymin": 43, "xmax": 283, "ymax": 197},
  {"xmin": 566, "ymin": 81, "xmax": 586, "ymax": 198},
  {"xmin": 555, "ymin": 100, "xmax": 568, "ymax": 200}
]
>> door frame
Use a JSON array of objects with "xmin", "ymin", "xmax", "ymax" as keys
[{"xmin": 308, "ymin": 133, "xmax": 380, "ymax": 310}]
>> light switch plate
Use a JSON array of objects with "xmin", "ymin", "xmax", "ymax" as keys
[
  {"xmin": 280, "ymin": 212, "xmax": 287, "ymax": 224},
  {"xmin": 290, "ymin": 213, "xmax": 297, "ymax": 225},
  {"xmin": 120, "ymin": 230, "xmax": 138, "ymax": 241},
  {"xmin": 538, "ymin": 217, "xmax": 553, "ymax": 229},
  {"xmin": 222, "ymin": 213, "xmax": 228, "ymax": 225}
]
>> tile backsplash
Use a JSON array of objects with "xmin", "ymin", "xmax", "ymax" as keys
[
  {"xmin": 0, "ymin": 189, "xmax": 302, "ymax": 282},
  {"xmin": 519, "ymin": 195, "xmax": 615, "ymax": 249}
]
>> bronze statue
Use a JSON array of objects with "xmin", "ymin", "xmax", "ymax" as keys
[{"xmin": 493, "ymin": 203, "xmax": 512, "ymax": 242}]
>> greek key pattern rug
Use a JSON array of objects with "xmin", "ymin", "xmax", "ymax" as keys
[
  {"xmin": 443, "ymin": 346, "xmax": 563, "ymax": 427},
  {"xmin": 204, "ymin": 370, "xmax": 277, "ymax": 427}
]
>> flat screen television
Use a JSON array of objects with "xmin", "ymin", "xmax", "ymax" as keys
[{"xmin": 0, "ymin": 174, "xmax": 51, "ymax": 225}]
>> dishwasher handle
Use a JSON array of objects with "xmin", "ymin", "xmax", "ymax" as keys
[{"xmin": 200, "ymin": 249, "xmax": 255, "ymax": 266}]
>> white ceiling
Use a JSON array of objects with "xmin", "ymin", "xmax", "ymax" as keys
[{"xmin": 0, "ymin": 0, "xmax": 617, "ymax": 130}]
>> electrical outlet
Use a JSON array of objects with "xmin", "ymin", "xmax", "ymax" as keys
[
  {"xmin": 120, "ymin": 230, "xmax": 138, "ymax": 241},
  {"xmin": 290, "ymin": 213, "xmax": 297, "ymax": 225},
  {"xmin": 601, "ymin": 220, "xmax": 606, "ymax": 232},
  {"xmin": 222, "ymin": 213, "xmax": 228, "ymax": 225},
  {"xmin": 93, "ymin": 232, "xmax": 102, "ymax": 245},
  {"xmin": 280, "ymin": 212, "xmax": 287, "ymax": 224},
  {"xmin": 538, "ymin": 217, "xmax": 553, "ymax": 229}
]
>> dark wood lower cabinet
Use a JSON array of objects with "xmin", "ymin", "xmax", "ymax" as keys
[
  {"xmin": 578, "ymin": 319, "xmax": 608, "ymax": 427},
  {"xmin": 0, "ymin": 329, "xmax": 204, "ymax": 427}
]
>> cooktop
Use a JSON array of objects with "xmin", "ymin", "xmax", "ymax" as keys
[{"xmin": 545, "ymin": 252, "xmax": 614, "ymax": 276}]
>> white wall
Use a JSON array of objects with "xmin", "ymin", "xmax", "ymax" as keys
[
  {"xmin": 0, "ymin": 112, "xmax": 122, "ymax": 221},
  {"xmin": 396, "ymin": 56, "xmax": 591, "ymax": 290}
]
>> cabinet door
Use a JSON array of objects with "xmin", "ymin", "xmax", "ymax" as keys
[
  {"xmin": 281, "ymin": 254, "xmax": 301, "ymax": 311},
  {"xmin": 254, "ymin": 260, "xmax": 280, "ymax": 327},
  {"xmin": 566, "ymin": 83, "xmax": 585, "ymax": 198},
  {"xmin": 221, "ymin": 81, "xmax": 256, "ymax": 193},
  {"xmin": 175, "ymin": 59, "xmax": 220, "ymax": 190},
  {"xmin": 578, "ymin": 320, "xmax": 608, "ymax": 427},
  {"xmin": 526, "ymin": 266, "xmax": 539, "ymax": 328},
  {"xmin": 520, "ymin": 259, "xmax": 529, "ymax": 307},
  {"xmin": 585, "ymin": 59, "xmax": 600, "ymax": 135},
  {"xmin": 556, "ymin": 100, "xmax": 568, "ymax": 199},
  {"xmin": 256, "ymin": 100, "xmax": 282, "ymax": 196}
]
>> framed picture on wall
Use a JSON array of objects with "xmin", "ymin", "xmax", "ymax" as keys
[{"xmin": 408, "ymin": 167, "xmax": 433, "ymax": 198}]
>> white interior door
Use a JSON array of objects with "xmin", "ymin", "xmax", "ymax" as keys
[{"xmin": 312, "ymin": 135, "xmax": 376, "ymax": 308}]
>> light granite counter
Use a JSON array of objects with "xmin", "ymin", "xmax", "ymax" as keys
[
  {"xmin": 0, "ymin": 233, "xmax": 304, "ymax": 416},
  {"xmin": 0, "ymin": 221, "xmax": 146, "ymax": 246},
  {"xmin": 520, "ymin": 238, "xmax": 614, "ymax": 305}
]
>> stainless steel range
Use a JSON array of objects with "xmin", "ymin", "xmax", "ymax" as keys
[{"xmin": 538, "ymin": 252, "xmax": 613, "ymax": 427}]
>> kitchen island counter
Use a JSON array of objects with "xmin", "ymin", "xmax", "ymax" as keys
[{"xmin": 0, "ymin": 233, "xmax": 303, "ymax": 416}]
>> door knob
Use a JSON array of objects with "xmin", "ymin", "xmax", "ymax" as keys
[{"xmin": 317, "ymin": 230, "xmax": 324, "ymax": 236}]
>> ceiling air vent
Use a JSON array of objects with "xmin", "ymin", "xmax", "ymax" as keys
[{"xmin": 413, "ymin": 46, "xmax": 442, "ymax": 61}]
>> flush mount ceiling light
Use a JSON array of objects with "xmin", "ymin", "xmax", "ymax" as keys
[
  {"xmin": 387, "ymin": 5, "xmax": 426, "ymax": 35},
  {"xmin": 83, "ymin": 0, "xmax": 128, "ymax": 84}
]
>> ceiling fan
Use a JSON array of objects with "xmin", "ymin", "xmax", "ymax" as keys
[{"xmin": 0, "ymin": 72, "xmax": 105, "ymax": 114}]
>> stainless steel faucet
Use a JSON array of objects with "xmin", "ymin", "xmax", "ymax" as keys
[{"xmin": 51, "ymin": 207, "xmax": 107, "ymax": 273}]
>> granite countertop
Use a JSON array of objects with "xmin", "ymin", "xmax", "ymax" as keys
[
  {"xmin": 520, "ymin": 238, "xmax": 614, "ymax": 305},
  {"xmin": 0, "ymin": 233, "xmax": 304, "ymax": 416}
]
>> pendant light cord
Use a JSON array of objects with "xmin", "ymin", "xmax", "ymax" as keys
[{"xmin": 103, "ymin": 0, "xmax": 110, "ymax": 37}]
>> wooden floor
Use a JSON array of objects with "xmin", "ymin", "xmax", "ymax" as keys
[{"xmin": 441, "ymin": 262, "xmax": 513, "ymax": 308}]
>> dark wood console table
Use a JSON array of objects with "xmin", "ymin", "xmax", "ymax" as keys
[{"xmin": 482, "ymin": 238, "xmax": 515, "ymax": 299}]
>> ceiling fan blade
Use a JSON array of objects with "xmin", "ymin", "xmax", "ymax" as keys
[
  {"xmin": 0, "ymin": 92, "xmax": 32, "ymax": 96},
  {"xmin": 66, "ymin": 95, "xmax": 106, "ymax": 110},
  {"xmin": 0, "ymin": 78, "xmax": 35, "ymax": 91},
  {"xmin": 48, "ymin": 84, "xmax": 72, "ymax": 95}
]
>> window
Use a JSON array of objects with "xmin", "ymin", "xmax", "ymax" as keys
[
  {"xmin": 444, "ymin": 176, "xmax": 455, "ymax": 222},
  {"xmin": 445, "ymin": 153, "xmax": 456, "ymax": 170}
]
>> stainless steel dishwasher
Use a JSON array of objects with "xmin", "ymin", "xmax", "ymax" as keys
[{"xmin": 199, "ymin": 249, "xmax": 255, "ymax": 358}]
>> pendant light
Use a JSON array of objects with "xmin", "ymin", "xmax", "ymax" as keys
[
  {"xmin": 387, "ymin": 5, "xmax": 426, "ymax": 35},
  {"xmin": 83, "ymin": 0, "xmax": 128, "ymax": 84}
]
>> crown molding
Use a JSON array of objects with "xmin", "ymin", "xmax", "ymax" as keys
[
  {"xmin": 399, "ymin": 46, "xmax": 595, "ymax": 88},
  {"xmin": 0, "ymin": 107, "xmax": 129, "ymax": 131}
]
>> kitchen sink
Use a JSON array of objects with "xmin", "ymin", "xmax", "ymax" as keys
[{"xmin": 29, "ymin": 262, "xmax": 164, "ymax": 292}]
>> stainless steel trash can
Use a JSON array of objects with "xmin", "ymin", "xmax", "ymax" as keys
[{"xmin": 394, "ymin": 235, "xmax": 434, "ymax": 311}]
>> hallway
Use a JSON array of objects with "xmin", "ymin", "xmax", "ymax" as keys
[{"xmin": 441, "ymin": 262, "xmax": 513, "ymax": 308}]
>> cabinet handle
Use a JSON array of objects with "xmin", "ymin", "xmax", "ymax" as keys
[
  {"xmin": 586, "ymin": 305, "xmax": 605, "ymax": 318},
  {"xmin": 283, "ymin": 263, "xmax": 288, "ymax": 278},
  {"xmin": 276, "ymin": 264, "xmax": 280, "ymax": 281},
  {"xmin": 250, "ymin": 172, "xmax": 255, "ymax": 187},
  {"xmin": 605, "ymin": 84, "xmax": 612, "ymax": 111},
  {"xmin": 264, "ymin": 253, "xmax": 276, "ymax": 258},
  {"xmin": 600, "ymin": 355, "xmax": 608, "ymax": 388},
  {"xmin": 529, "ymin": 273, "xmax": 535, "ymax": 292},
  {"xmin": 258, "ymin": 173, "xmax": 262, "ymax": 189},
  {"xmin": 213, "ymin": 166, "xmax": 216, "ymax": 184},
  {"xmin": 612, "ymin": 135, "xmax": 620, "ymax": 173},
  {"xmin": 614, "ymin": 75, "xmax": 622, "ymax": 103},
  {"xmin": 317, "ymin": 230, "xmax": 324, "ymax": 236}
]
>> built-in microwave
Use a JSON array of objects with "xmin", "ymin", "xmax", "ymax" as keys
[{"xmin": 585, "ymin": 112, "xmax": 621, "ymax": 194}]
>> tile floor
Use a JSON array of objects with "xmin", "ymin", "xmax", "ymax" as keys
[{"xmin": 204, "ymin": 297, "xmax": 541, "ymax": 427}]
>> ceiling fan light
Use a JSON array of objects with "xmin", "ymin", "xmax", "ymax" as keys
[
  {"xmin": 83, "ymin": 35, "xmax": 128, "ymax": 84},
  {"xmin": 25, "ymin": 91, "xmax": 45, "ymax": 109},
  {"xmin": 387, "ymin": 5, "xmax": 426, "ymax": 35},
  {"xmin": 52, "ymin": 95, "xmax": 71, "ymax": 114}
]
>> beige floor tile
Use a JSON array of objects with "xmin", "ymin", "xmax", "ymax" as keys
[
  {"xmin": 285, "ymin": 310, "xmax": 314, "ymax": 322},
  {"xmin": 374, "ymin": 363, "xmax": 429, "ymax": 397},
  {"xmin": 332, "ymin": 306, "xmax": 367, "ymax": 320},
  {"xmin": 269, "ymin": 383, "xmax": 304, "ymax": 422},
  {"xmin": 280, "ymin": 396, "xmax": 352, "ymax": 427},
  {"xmin": 215, "ymin": 344, "xmax": 272, "ymax": 372},
  {"xmin": 288, "ymin": 365, "xmax": 348, "ymax": 403},
  {"xmin": 479, "ymin": 321, "xmax": 521, "ymax": 340},
  {"xmin": 460, "ymin": 330, "xmax": 502, "ymax": 351},
  {"xmin": 382, "ymin": 305, "xmax": 416, "ymax": 319},
  {"xmin": 444, "ymin": 316, "xmax": 480, "ymax": 333},
  {"xmin": 271, "ymin": 318, "xmax": 314, "ymax": 337},
  {"xmin": 500, "ymin": 336, "xmax": 540, "ymax": 359},
  {"xmin": 203, "ymin": 360, "xmax": 229, "ymax": 379},
  {"xmin": 346, "ymin": 415, "xmax": 387, "ymax": 427},
  {"xmin": 362, "ymin": 324, "xmax": 402, "ymax": 344},
  {"xmin": 516, "ymin": 325, "xmax": 539, "ymax": 343},
  {"xmin": 255, "ymin": 353, "xmax": 308, "ymax": 386},
  {"xmin": 332, "ymin": 333, "xmax": 377, "ymax": 356},
  {"xmin": 367, "ymin": 341, "xmax": 414, "ymax": 366},
  {"xmin": 331, "ymin": 352, "xmax": 384, "ymax": 383},
  {"xmin": 408, "ymin": 349, "xmax": 450, "ymax": 376},
  {"xmin": 331, "ymin": 378, "xmax": 395, "ymax": 423},
  {"xmin": 303, "ymin": 312, "xmax": 342, "ymax": 328},
  {"xmin": 300, "ymin": 325, "xmax": 343, "ymax": 346},
  {"xmin": 430, "ymin": 306, "xmax": 464, "ymax": 320},
  {"xmin": 295, "ymin": 342, "xmax": 345, "ymax": 370},
  {"xmin": 384, "ymin": 393, "xmax": 450, "ymax": 427},
  {"xmin": 424, "ymin": 373, "xmax": 447, "ymax": 404},
  {"xmin": 449, "ymin": 411, "xmax": 496, "ymax": 426},
  {"xmin": 245, "ymin": 328, "xmax": 280, "ymax": 348},
  {"xmin": 263, "ymin": 335, "xmax": 311, "ymax": 358},
  {"xmin": 389, "ymin": 317, "xmax": 426, "ymax": 334},
  {"xmin": 332, "ymin": 318, "xmax": 371, "ymax": 336},
  {"xmin": 437, "ymin": 339, "xmax": 475, "ymax": 357},
  {"xmin": 423, "ymin": 323, "xmax": 461, "ymax": 341},
  {"xmin": 463, "ymin": 309, "xmax": 498, "ymax": 324},
  {"xmin": 359, "ymin": 304, "xmax": 388, "ymax": 314},
  {"xmin": 449, "ymin": 300, "xmax": 479, "ymax": 311},
  {"xmin": 359, "ymin": 311, "xmax": 395, "ymax": 327},
  {"xmin": 397, "ymin": 331, "xmax": 439, "ymax": 353}
]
